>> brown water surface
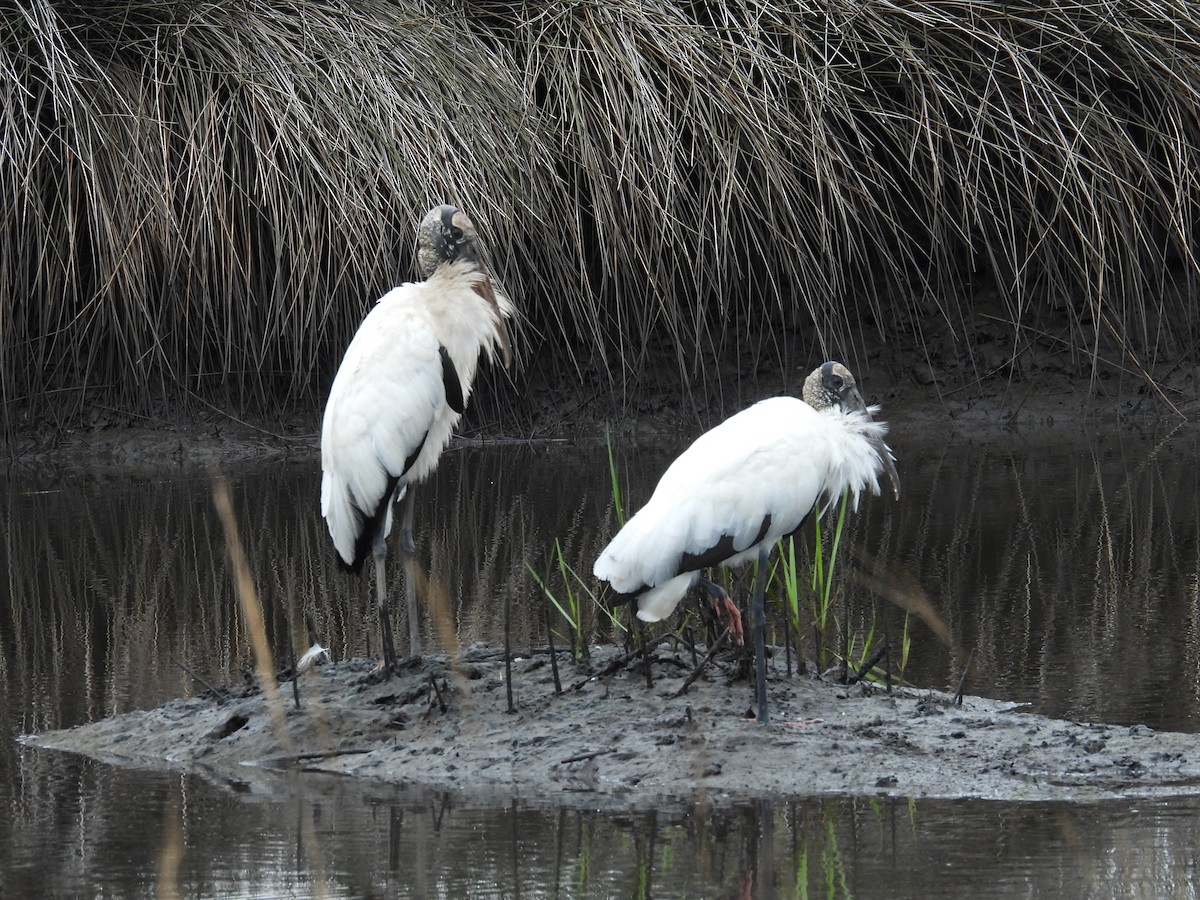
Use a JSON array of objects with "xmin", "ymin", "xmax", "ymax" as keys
[{"xmin": 3, "ymin": 429, "xmax": 1200, "ymax": 897}]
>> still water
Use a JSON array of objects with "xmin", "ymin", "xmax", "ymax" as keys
[{"xmin": 3, "ymin": 425, "xmax": 1200, "ymax": 897}]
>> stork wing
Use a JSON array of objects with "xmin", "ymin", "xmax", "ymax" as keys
[
  {"xmin": 320, "ymin": 288, "xmax": 445, "ymax": 566},
  {"xmin": 595, "ymin": 397, "xmax": 826, "ymax": 595}
]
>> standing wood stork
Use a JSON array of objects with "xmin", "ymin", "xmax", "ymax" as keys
[
  {"xmin": 593, "ymin": 361, "xmax": 899, "ymax": 722},
  {"xmin": 321, "ymin": 204, "xmax": 513, "ymax": 674}
]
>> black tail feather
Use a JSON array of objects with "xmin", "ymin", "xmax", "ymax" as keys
[{"xmin": 343, "ymin": 474, "xmax": 401, "ymax": 572}]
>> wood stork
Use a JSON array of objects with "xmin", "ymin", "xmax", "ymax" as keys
[
  {"xmin": 320, "ymin": 204, "xmax": 513, "ymax": 673},
  {"xmin": 593, "ymin": 361, "xmax": 899, "ymax": 722}
]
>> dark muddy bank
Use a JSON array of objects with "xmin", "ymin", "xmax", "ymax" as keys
[
  {"xmin": 25, "ymin": 645, "xmax": 1200, "ymax": 811},
  {"xmin": 7, "ymin": 360, "xmax": 1195, "ymax": 470}
]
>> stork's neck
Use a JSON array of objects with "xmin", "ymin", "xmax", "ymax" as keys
[{"xmin": 421, "ymin": 260, "xmax": 506, "ymax": 394}]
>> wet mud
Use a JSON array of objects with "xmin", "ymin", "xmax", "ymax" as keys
[{"xmin": 27, "ymin": 644, "xmax": 1200, "ymax": 810}]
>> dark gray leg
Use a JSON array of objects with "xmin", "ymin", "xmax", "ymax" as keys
[
  {"xmin": 638, "ymin": 618, "xmax": 653, "ymax": 689},
  {"xmin": 752, "ymin": 547, "xmax": 769, "ymax": 723},
  {"xmin": 398, "ymin": 486, "xmax": 421, "ymax": 659},
  {"xmin": 373, "ymin": 531, "xmax": 398, "ymax": 674},
  {"xmin": 398, "ymin": 484, "xmax": 417, "ymax": 555}
]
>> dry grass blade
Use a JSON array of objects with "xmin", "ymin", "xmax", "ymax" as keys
[
  {"xmin": 211, "ymin": 469, "xmax": 285, "ymax": 729},
  {"xmin": 845, "ymin": 543, "xmax": 959, "ymax": 659}
]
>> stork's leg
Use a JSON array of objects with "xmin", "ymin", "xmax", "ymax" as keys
[
  {"xmin": 399, "ymin": 484, "xmax": 417, "ymax": 555},
  {"xmin": 697, "ymin": 579, "xmax": 744, "ymax": 646},
  {"xmin": 752, "ymin": 547, "xmax": 770, "ymax": 724},
  {"xmin": 398, "ymin": 486, "xmax": 421, "ymax": 659},
  {"xmin": 373, "ymin": 534, "xmax": 398, "ymax": 675},
  {"xmin": 638, "ymin": 618, "xmax": 654, "ymax": 689}
]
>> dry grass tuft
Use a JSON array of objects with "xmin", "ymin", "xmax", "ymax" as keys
[{"xmin": 4, "ymin": 0, "xmax": 1200, "ymax": 434}]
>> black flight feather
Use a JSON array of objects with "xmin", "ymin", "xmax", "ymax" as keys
[
  {"xmin": 678, "ymin": 515, "xmax": 772, "ymax": 575},
  {"xmin": 343, "ymin": 474, "xmax": 401, "ymax": 573},
  {"xmin": 340, "ymin": 430, "xmax": 429, "ymax": 572},
  {"xmin": 440, "ymin": 346, "xmax": 465, "ymax": 414}
]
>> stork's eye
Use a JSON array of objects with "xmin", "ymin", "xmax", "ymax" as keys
[
  {"xmin": 450, "ymin": 226, "xmax": 464, "ymax": 241},
  {"xmin": 830, "ymin": 375, "xmax": 844, "ymax": 389}
]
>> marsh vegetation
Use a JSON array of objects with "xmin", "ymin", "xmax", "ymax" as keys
[{"xmin": 6, "ymin": 1, "xmax": 1200, "ymax": 438}]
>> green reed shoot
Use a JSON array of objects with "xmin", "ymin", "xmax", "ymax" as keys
[
  {"xmin": 767, "ymin": 488, "xmax": 914, "ymax": 682},
  {"xmin": 777, "ymin": 534, "xmax": 802, "ymax": 634},
  {"xmin": 605, "ymin": 427, "xmax": 626, "ymax": 528},
  {"xmin": 772, "ymin": 490, "xmax": 851, "ymax": 670},
  {"xmin": 843, "ymin": 610, "xmax": 916, "ymax": 686},
  {"xmin": 528, "ymin": 539, "xmax": 622, "ymax": 662},
  {"xmin": 531, "ymin": 436, "xmax": 631, "ymax": 659},
  {"xmin": 844, "ymin": 614, "xmax": 879, "ymax": 674},
  {"xmin": 527, "ymin": 542, "xmax": 581, "ymax": 661},
  {"xmin": 812, "ymin": 491, "xmax": 850, "ymax": 624}
]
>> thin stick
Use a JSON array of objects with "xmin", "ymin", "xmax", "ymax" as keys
[
  {"xmin": 954, "ymin": 649, "xmax": 975, "ymax": 706},
  {"xmin": 784, "ymin": 621, "xmax": 793, "ymax": 678},
  {"xmin": 639, "ymin": 621, "xmax": 654, "ymax": 690},
  {"xmin": 672, "ymin": 629, "xmax": 731, "ymax": 697},
  {"xmin": 286, "ymin": 610, "xmax": 300, "ymax": 710},
  {"xmin": 559, "ymin": 747, "xmax": 617, "ymax": 765},
  {"xmin": 505, "ymin": 588, "xmax": 515, "ymax": 712},
  {"xmin": 546, "ymin": 604, "xmax": 562, "ymax": 695},
  {"xmin": 847, "ymin": 643, "xmax": 888, "ymax": 685},
  {"xmin": 428, "ymin": 674, "xmax": 447, "ymax": 713},
  {"xmin": 170, "ymin": 654, "xmax": 224, "ymax": 702},
  {"xmin": 569, "ymin": 633, "xmax": 674, "ymax": 691}
]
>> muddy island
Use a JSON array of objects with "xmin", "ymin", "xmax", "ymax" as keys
[{"xmin": 26, "ymin": 643, "xmax": 1200, "ymax": 811}]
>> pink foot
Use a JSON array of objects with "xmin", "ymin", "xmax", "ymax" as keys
[{"xmin": 710, "ymin": 594, "xmax": 744, "ymax": 646}]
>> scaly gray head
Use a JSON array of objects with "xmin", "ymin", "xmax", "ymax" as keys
[
  {"xmin": 417, "ymin": 205, "xmax": 484, "ymax": 277},
  {"xmin": 802, "ymin": 361, "xmax": 900, "ymax": 500},
  {"xmin": 802, "ymin": 361, "xmax": 868, "ymax": 414},
  {"xmin": 415, "ymin": 204, "xmax": 512, "ymax": 368}
]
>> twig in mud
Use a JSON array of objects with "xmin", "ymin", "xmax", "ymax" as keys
[
  {"xmin": 546, "ymin": 606, "xmax": 562, "ymax": 695},
  {"xmin": 954, "ymin": 648, "xmax": 975, "ymax": 705},
  {"xmin": 784, "ymin": 626, "xmax": 792, "ymax": 677},
  {"xmin": 287, "ymin": 633, "xmax": 300, "ymax": 711},
  {"xmin": 256, "ymin": 749, "xmax": 374, "ymax": 769},
  {"xmin": 847, "ymin": 643, "xmax": 889, "ymax": 685},
  {"xmin": 559, "ymin": 747, "xmax": 618, "ymax": 765},
  {"xmin": 505, "ymin": 588, "xmax": 515, "ymax": 712},
  {"xmin": 427, "ymin": 674, "xmax": 448, "ymax": 714},
  {"xmin": 637, "ymin": 620, "xmax": 654, "ymax": 690},
  {"xmin": 672, "ymin": 630, "xmax": 732, "ymax": 697},
  {"xmin": 171, "ymin": 654, "xmax": 225, "ymax": 703},
  {"xmin": 569, "ymin": 632, "xmax": 675, "ymax": 691}
]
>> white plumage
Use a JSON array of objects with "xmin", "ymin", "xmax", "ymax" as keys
[
  {"xmin": 596, "ymin": 395, "xmax": 890, "ymax": 620},
  {"xmin": 320, "ymin": 260, "xmax": 512, "ymax": 565},
  {"xmin": 320, "ymin": 204, "xmax": 513, "ymax": 670},
  {"xmin": 593, "ymin": 361, "xmax": 899, "ymax": 721}
]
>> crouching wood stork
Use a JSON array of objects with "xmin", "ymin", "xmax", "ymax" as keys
[
  {"xmin": 593, "ymin": 361, "xmax": 899, "ymax": 722},
  {"xmin": 320, "ymin": 204, "xmax": 513, "ymax": 674}
]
